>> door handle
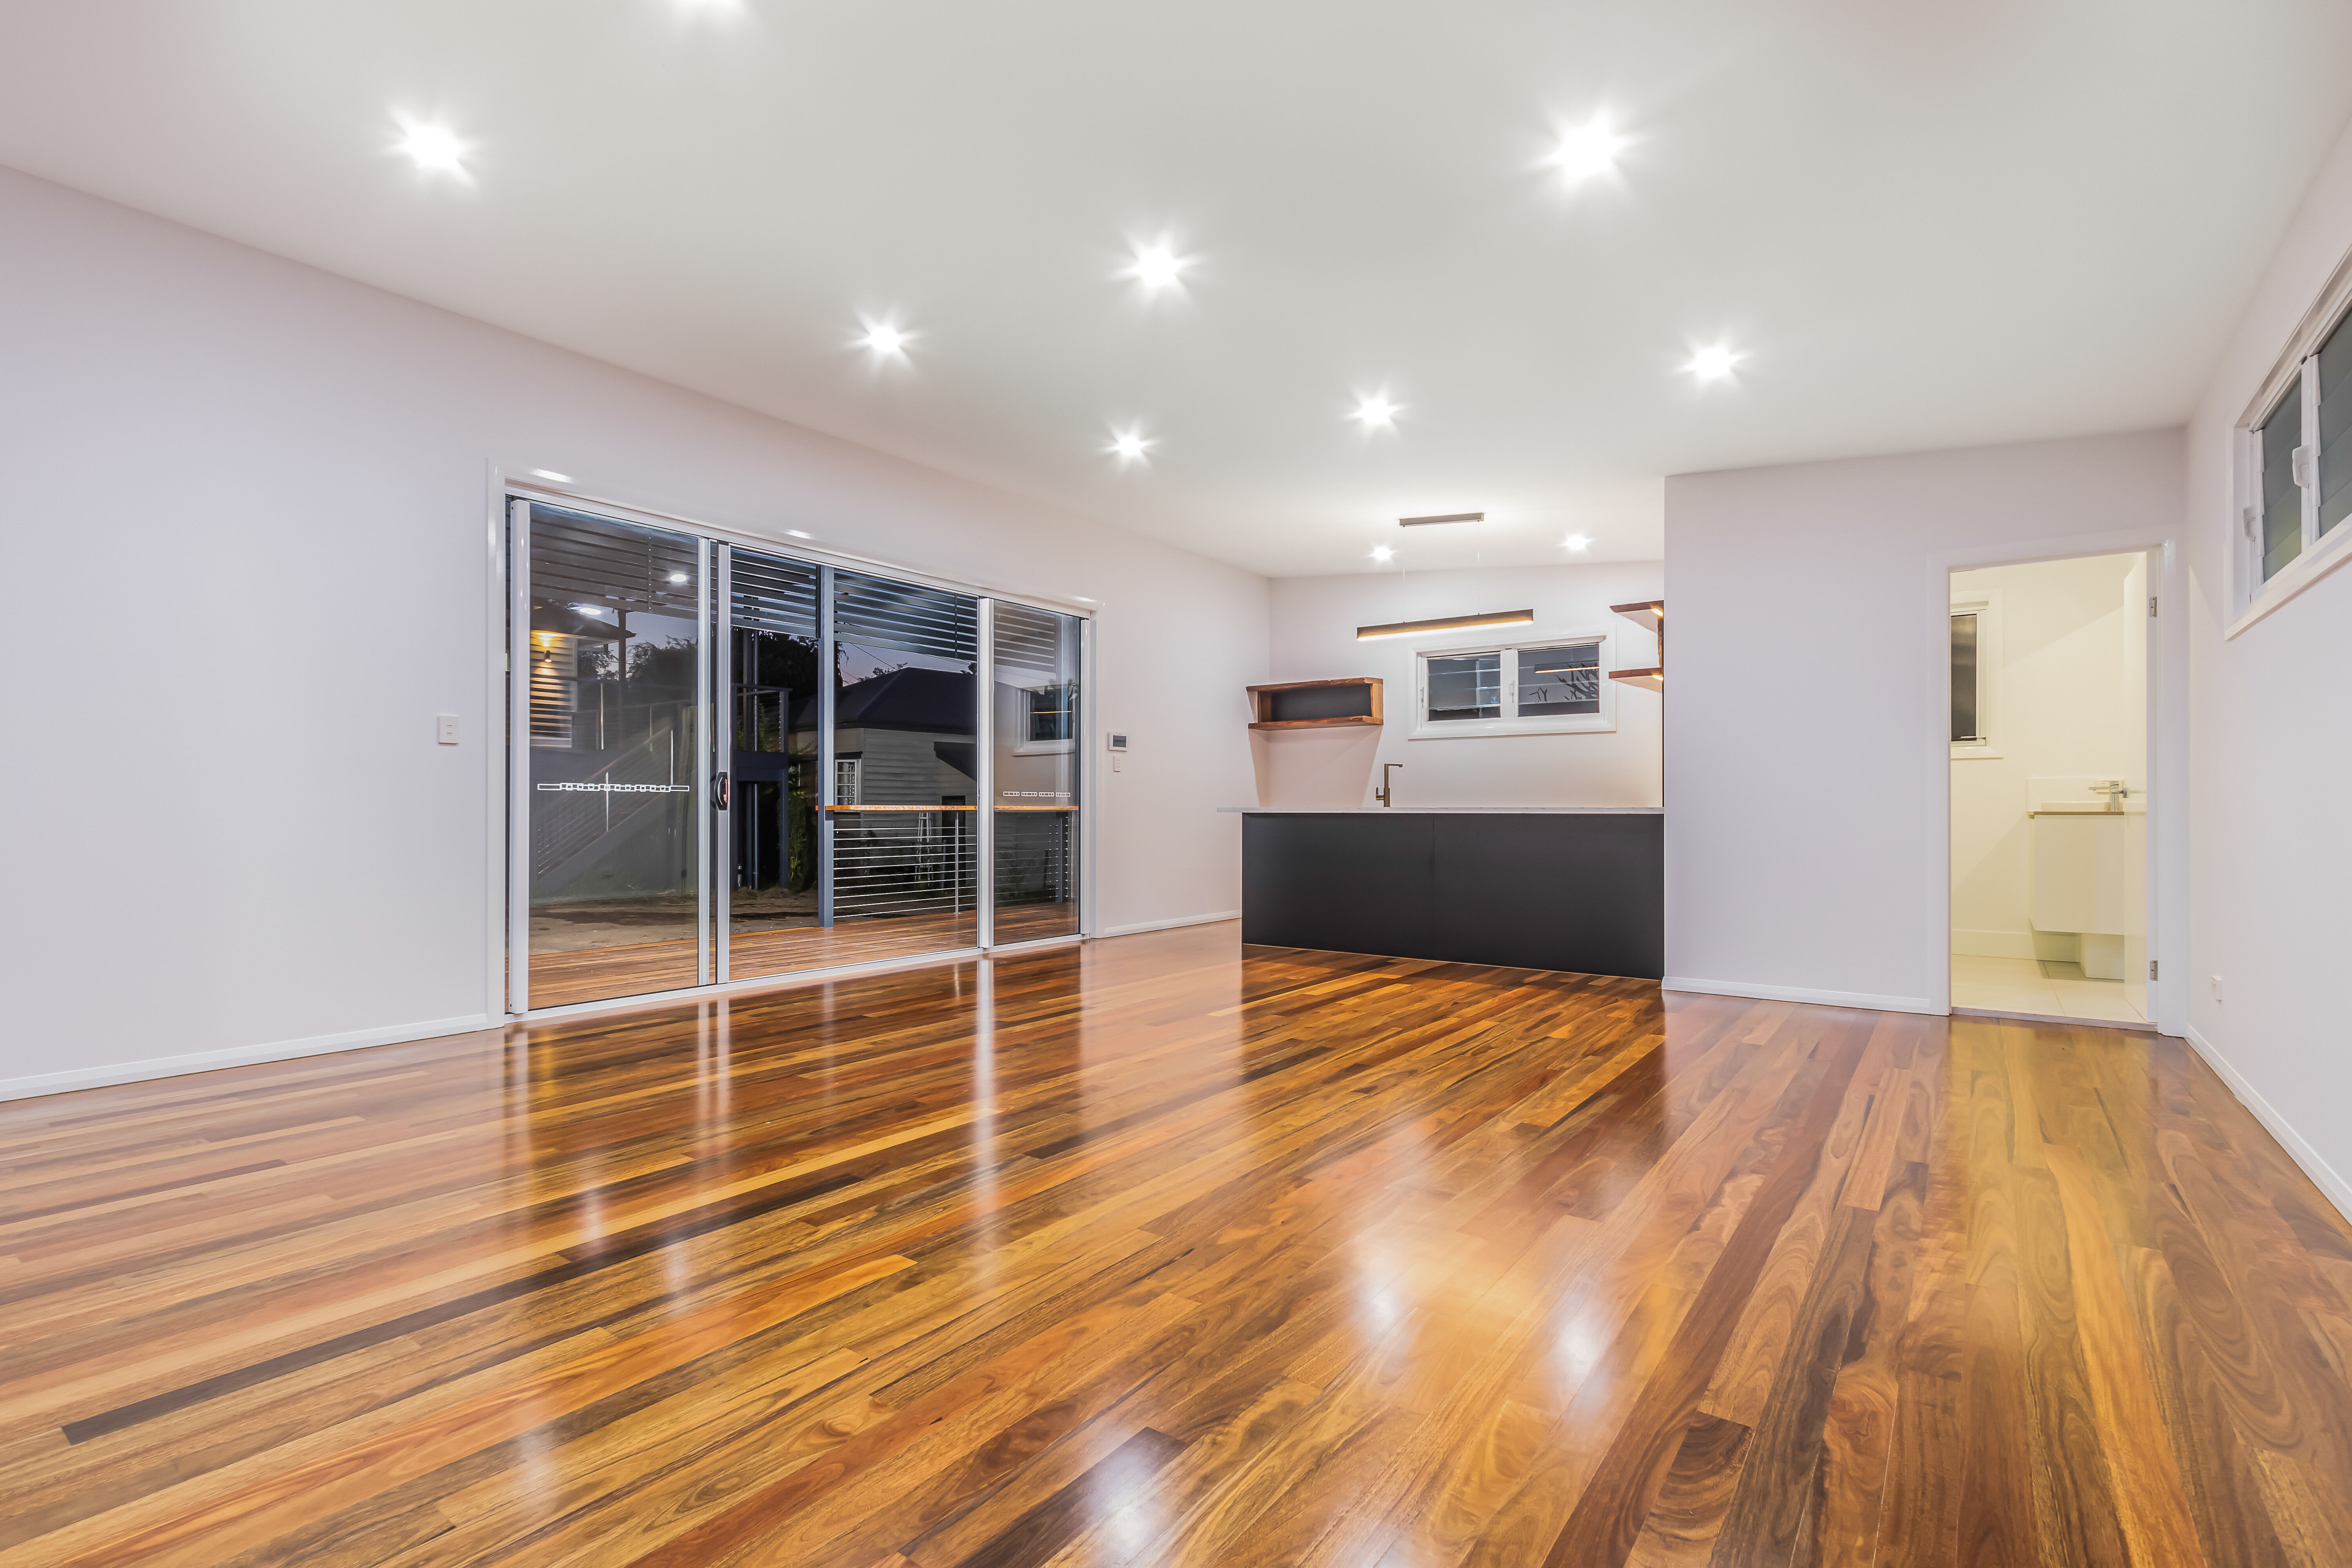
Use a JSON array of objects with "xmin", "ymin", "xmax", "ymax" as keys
[{"xmin": 714, "ymin": 771, "xmax": 730, "ymax": 810}]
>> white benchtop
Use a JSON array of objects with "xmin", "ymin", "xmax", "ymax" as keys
[{"xmin": 1218, "ymin": 806, "xmax": 1662, "ymax": 815}]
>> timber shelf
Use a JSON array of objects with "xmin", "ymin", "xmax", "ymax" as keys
[
  {"xmin": 1607, "ymin": 600, "xmax": 1664, "ymax": 691},
  {"xmin": 1247, "ymin": 676, "xmax": 1384, "ymax": 730}
]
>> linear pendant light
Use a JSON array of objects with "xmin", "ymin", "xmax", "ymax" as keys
[{"xmin": 1355, "ymin": 608, "xmax": 1535, "ymax": 641}]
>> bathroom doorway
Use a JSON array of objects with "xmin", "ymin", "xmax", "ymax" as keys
[{"xmin": 1948, "ymin": 550, "xmax": 2152, "ymax": 1027}]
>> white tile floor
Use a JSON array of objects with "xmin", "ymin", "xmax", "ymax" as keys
[{"xmin": 1950, "ymin": 955, "xmax": 2149, "ymax": 1025}]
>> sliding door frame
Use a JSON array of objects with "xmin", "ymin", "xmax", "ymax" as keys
[
  {"xmin": 495, "ymin": 474, "xmax": 1094, "ymax": 1022},
  {"xmin": 504, "ymin": 498, "xmax": 534, "ymax": 1013},
  {"xmin": 712, "ymin": 543, "xmax": 733, "ymax": 983}
]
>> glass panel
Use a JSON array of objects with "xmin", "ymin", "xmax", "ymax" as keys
[
  {"xmin": 1951, "ymin": 613, "xmax": 1980, "ymax": 742},
  {"xmin": 723, "ymin": 550, "xmax": 822, "ymax": 982},
  {"xmin": 2319, "ymin": 313, "xmax": 2352, "ymax": 539},
  {"xmin": 993, "ymin": 602, "xmax": 1082, "ymax": 944},
  {"xmin": 522, "ymin": 505, "xmax": 702, "ymax": 1008},
  {"xmin": 2259, "ymin": 378, "xmax": 2304, "ymax": 580},
  {"xmin": 829, "ymin": 570, "xmax": 980, "ymax": 961},
  {"xmin": 1426, "ymin": 653, "xmax": 1502, "ymax": 721},
  {"xmin": 1517, "ymin": 643, "xmax": 1601, "ymax": 716}
]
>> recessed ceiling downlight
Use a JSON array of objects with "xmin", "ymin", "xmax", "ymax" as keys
[
  {"xmin": 528, "ymin": 469, "xmax": 573, "ymax": 483},
  {"xmin": 1686, "ymin": 344, "xmax": 1742, "ymax": 382},
  {"xmin": 1351, "ymin": 394, "xmax": 1401, "ymax": 430},
  {"xmin": 1107, "ymin": 427, "xmax": 1155, "ymax": 465},
  {"xmin": 1127, "ymin": 242, "xmax": 1189, "ymax": 293},
  {"xmin": 393, "ymin": 116, "xmax": 470, "ymax": 178},
  {"xmin": 859, "ymin": 319, "xmax": 912, "ymax": 357},
  {"xmin": 1551, "ymin": 118, "xmax": 1622, "ymax": 183}
]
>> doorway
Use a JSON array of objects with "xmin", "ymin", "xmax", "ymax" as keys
[
  {"xmin": 506, "ymin": 497, "xmax": 1086, "ymax": 1014},
  {"xmin": 1948, "ymin": 551, "xmax": 2151, "ymax": 1026}
]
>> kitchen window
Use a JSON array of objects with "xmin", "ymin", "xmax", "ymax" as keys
[{"xmin": 1412, "ymin": 637, "xmax": 1613, "ymax": 738}]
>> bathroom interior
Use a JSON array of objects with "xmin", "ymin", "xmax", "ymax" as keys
[{"xmin": 1949, "ymin": 550, "xmax": 2151, "ymax": 1025}]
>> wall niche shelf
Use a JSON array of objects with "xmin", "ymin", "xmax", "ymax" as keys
[
  {"xmin": 1608, "ymin": 600, "xmax": 1664, "ymax": 692},
  {"xmin": 1247, "ymin": 677, "xmax": 1384, "ymax": 730}
]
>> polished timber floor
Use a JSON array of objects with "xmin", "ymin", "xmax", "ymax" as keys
[{"xmin": 7, "ymin": 928, "xmax": 2352, "ymax": 1567}]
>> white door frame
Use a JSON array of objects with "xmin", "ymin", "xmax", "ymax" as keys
[{"xmin": 1928, "ymin": 529, "xmax": 2184, "ymax": 1035}]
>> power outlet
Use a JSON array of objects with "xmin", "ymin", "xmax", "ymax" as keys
[{"xmin": 2210, "ymin": 975, "xmax": 2223, "ymax": 1003}]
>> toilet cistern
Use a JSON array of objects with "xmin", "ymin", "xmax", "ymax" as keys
[{"xmin": 1376, "ymin": 763, "xmax": 1403, "ymax": 807}]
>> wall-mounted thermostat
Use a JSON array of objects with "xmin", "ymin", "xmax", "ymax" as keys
[{"xmin": 1105, "ymin": 733, "xmax": 1130, "ymax": 752}]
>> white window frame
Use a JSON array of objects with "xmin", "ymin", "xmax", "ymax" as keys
[
  {"xmin": 1009, "ymin": 677, "xmax": 1078, "ymax": 757},
  {"xmin": 1408, "ymin": 633, "xmax": 1615, "ymax": 740},
  {"xmin": 2229, "ymin": 249, "xmax": 2352, "ymax": 635},
  {"xmin": 1949, "ymin": 589, "xmax": 2004, "ymax": 760},
  {"xmin": 834, "ymin": 755, "xmax": 862, "ymax": 804}
]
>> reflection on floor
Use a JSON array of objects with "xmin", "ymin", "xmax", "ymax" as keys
[
  {"xmin": 16, "ymin": 925, "xmax": 2352, "ymax": 1565},
  {"xmin": 530, "ymin": 888, "xmax": 817, "ymax": 954},
  {"xmin": 1952, "ymin": 953, "xmax": 2148, "ymax": 1025},
  {"xmin": 525, "ymin": 900, "xmax": 1077, "ymax": 1009}
]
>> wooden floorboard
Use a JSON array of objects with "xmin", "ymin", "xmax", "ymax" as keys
[{"xmin": 4, "ymin": 924, "xmax": 2350, "ymax": 1566}]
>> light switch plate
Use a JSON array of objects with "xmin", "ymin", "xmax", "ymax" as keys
[{"xmin": 436, "ymin": 713, "xmax": 460, "ymax": 745}]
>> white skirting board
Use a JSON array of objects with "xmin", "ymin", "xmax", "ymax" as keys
[
  {"xmin": 1661, "ymin": 976, "xmax": 1938, "ymax": 1016},
  {"xmin": 1099, "ymin": 911, "xmax": 1241, "ymax": 938},
  {"xmin": 0, "ymin": 1013, "xmax": 499, "ymax": 1104},
  {"xmin": 2184, "ymin": 1024, "xmax": 2352, "ymax": 1226}
]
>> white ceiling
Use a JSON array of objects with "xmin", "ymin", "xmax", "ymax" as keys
[{"xmin": 4, "ymin": 1, "xmax": 2349, "ymax": 576}]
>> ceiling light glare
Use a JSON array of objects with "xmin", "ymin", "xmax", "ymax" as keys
[
  {"xmin": 528, "ymin": 468, "xmax": 572, "ymax": 483},
  {"xmin": 784, "ymin": 529, "xmax": 812, "ymax": 539},
  {"xmin": 1686, "ymin": 343, "xmax": 1742, "ymax": 382},
  {"xmin": 1351, "ymin": 394, "xmax": 1401, "ymax": 430},
  {"xmin": 1370, "ymin": 545, "xmax": 1395, "ymax": 561},
  {"xmin": 393, "ymin": 116, "xmax": 471, "ymax": 179},
  {"xmin": 1126, "ymin": 242, "xmax": 1189, "ymax": 294},
  {"xmin": 858, "ymin": 318, "xmax": 912, "ymax": 358},
  {"xmin": 667, "ymin": 571, "xmax": 690, "ymax": 584},
  {"xmin": 1107, "ymin": 427, "xmax": 1156, "ymax": 465},
  {"xmin": 1551, "ymin": 118, "xmax": 1623, "ymax": 184},
  {"xmin": 573, "ymin": 604, "xmax": 606, "ymax": 616},
  {"xmin": 1562, "ymin": 533, "xmax": 1592, "ymax": 551}
]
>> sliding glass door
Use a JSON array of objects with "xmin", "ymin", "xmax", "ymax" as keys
[
  {"xmin": 990, "ymin": 602, "xmax": 1082, "ymax": 944},
  {"xmin": 511, "ymin": 503, "xmax": 707, "ymax": 1011},
  {"xmin": 509, "ymin": 498, "xmax": 1080, "ymax": 1012},
  {"xmin": 718, "ymin": 548, "xmax": 822, "ymax": 982},
  {"xmin": 826, "ymin": 570, "xmax": 982, "ymax": 962}
]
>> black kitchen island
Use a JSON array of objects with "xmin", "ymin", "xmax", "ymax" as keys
[{"xmin": 1225, "ymin": 807, "xmax": 1663, "ymax": 979}]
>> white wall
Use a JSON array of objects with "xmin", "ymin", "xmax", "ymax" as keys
[
  {"xmin": 1948, "ymin": 552, "xmax": 2143, "ymax": 960},
  {"xmin": 1662, "ymin": 430, "xmax": 2185, "ymax": 1016},
  {"xmin": 0, "ymin": 166, "xmax": 1267, "ymax": 1099},
  {"xmin": 1260, "ymin": 564, "xmax": 1664, "ymax": 808},
  {"xmin": 2179, "ymin": 114, "xmax": 2352, "ymax": 1213}
]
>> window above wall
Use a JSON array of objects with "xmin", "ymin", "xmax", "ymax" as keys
[
  {"xmin": 1411, "ymin": 635, "xmax": 1614, "ymax": 738},
  {"xmin": 2234, "ymin": 272, "xmax": 2352, "ymax": 631}
]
